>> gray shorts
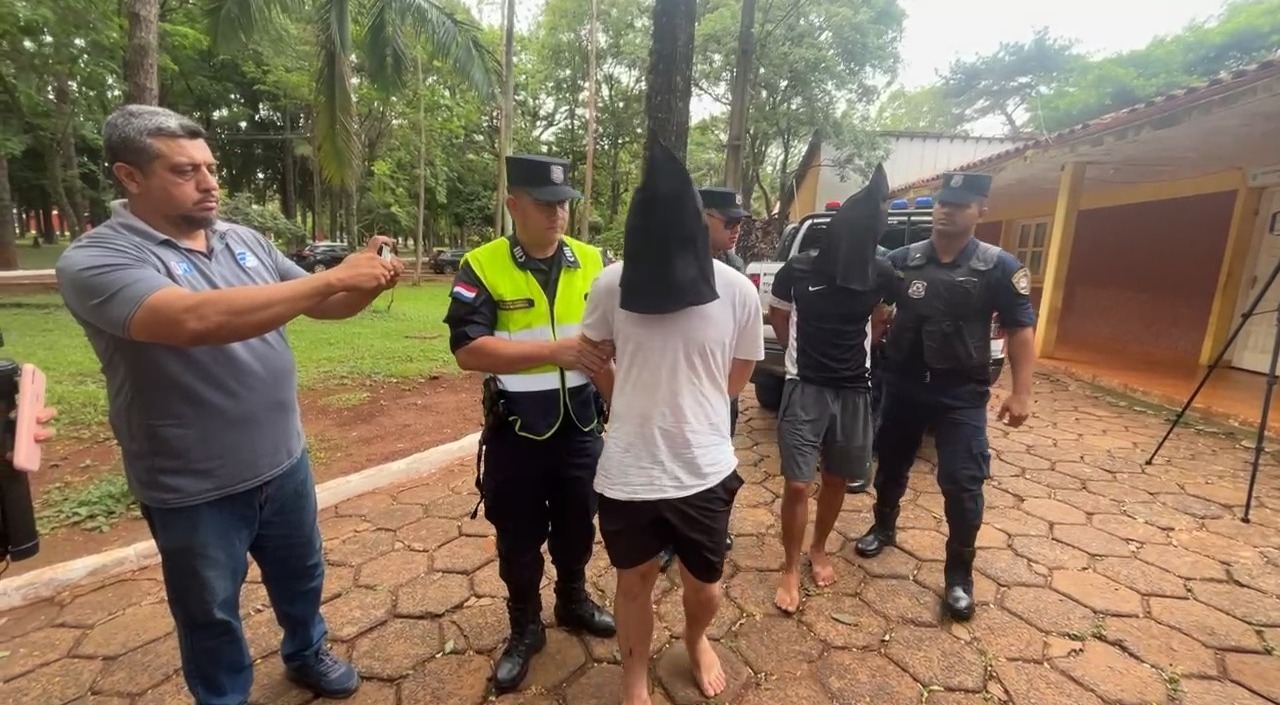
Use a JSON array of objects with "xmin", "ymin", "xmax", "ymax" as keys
[{"xmin": 777, "ymin": 379, "xmax": 873, "ymax": 484}]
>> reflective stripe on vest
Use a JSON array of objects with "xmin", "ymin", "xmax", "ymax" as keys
[{"xmin": 464, "ymin": 236, "xmax": 604, "ymax": 437}]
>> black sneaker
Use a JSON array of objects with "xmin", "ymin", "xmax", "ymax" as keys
[{"xmin": 285, "ymin": 647, "xmax": 360, "ymax": 699}]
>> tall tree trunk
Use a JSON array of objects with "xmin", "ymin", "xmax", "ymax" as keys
[
  {"xmin": 54, "ymin": 75, "xmax": 85, "ymax": 236},
  {"xmin": 578, "ymin": 0, "xmax": 599, "ymax": 241},
  {"xmin": 414, "ymin": 57, "xmax": 426, "ymax": 285},
  {"xmin": 642, "ymin": 0, "xmax": 698, "ymax": 162},
  {"xmin": 124, "ymin": 0, "xmax": 160, "ymax": 105},
  {"xmin": 722, "ymin": 0, "xmax": 756, "ymax": 192},
  {"xmin": 42, "ymin": 141, "xmax": 78, "ymax": 242},
  {"xmin": 281, "ymin": 107, "xmax": 297, "ymax": 222},
  {"xmin": 493, "ymin": 0, "xmax": 515, "ymax": 238},
  {"xmin": 0, "ymin": 156, "xmax": 17, "ymax": 269}
]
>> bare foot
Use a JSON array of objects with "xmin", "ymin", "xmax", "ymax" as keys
[
  {"xmin": 809, "ymin": 549, "xmax": 837, "ymax": 587},
  {"xmin": 688, "ymin": 635, "xmax": 727, "ymax": 699},
  {"xmin": 774, "ymin": 569, "xmax": 801, "ymax": 614}
]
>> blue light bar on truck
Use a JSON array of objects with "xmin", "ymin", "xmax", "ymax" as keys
[
  {"xmin": 913, "ymin": 197, "xmax": 934, "ymax": 208},
  {"xmin": 889, "ymin": 199, "xmax": 911, "ymax": 210}
]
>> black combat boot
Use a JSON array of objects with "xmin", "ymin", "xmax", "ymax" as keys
[
  {"xmin": 854, "ymin": 504, "xmax": 899, "ymax": 558},
  {"xmin": 493, "ymin": 601, "xmax": 546, "ymax": 694},
  {"xmin": 553, "ymin": 581, "xmax": 616, "ymax": 638},
  {"xmin": 943, "ymin": 543, "xmax": 977, "ymax": 621}
]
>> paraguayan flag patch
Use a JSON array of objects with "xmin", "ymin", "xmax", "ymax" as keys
[{"xmin": 452, "ymin": 281, "xmax": 479, "ymax": 302}]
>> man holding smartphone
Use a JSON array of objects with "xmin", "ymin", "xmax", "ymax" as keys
[{"xmin": 55, "ymin": 105, "xmax": 402, "ymax": 705}]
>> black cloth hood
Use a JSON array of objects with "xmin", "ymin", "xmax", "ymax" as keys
[
  {"xmin": 815, "ymin": 163, "xmax": 890, "ymax": 290},
  {"xmin": 619, "ymin": 139, "xmax": 719, "ymax": 315}
]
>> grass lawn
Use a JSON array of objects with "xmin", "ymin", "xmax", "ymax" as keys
[
  {"xmin": 1, "ymin": 282, "xmax": 458, "ymax": 439},
  {"xmin": 13, "ymin": 238, "xmax": 68, "ymax": 270}
]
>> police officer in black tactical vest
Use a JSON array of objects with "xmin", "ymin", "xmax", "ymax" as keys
[
  {"xmin": 854, "ymin": 172, "xmax": 1037, "ymax": 621},
  {"xmin": 444, "ymin": 154, "xmax": 616, "ymax": 693}
]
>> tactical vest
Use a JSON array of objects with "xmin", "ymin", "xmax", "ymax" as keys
[
  {"xmin": 465, "ymin": 236, "xmax": 604, "ymax": 439},
  {"xmin": 885, "ymin": 240, "xmax": 998, "ymax": 381}
]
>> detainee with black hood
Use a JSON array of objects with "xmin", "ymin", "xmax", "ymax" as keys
[
  {"xmin": 767, "ymin": 164, "xmax": 897, "ymax": 614},
  {"xmin": 579, "ymin": 139, "xmax": 764, "ymax": 705}
]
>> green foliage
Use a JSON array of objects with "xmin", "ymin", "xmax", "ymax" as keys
[
  {"xmin": 37, "ymin": 474, "xmax": 140, "ymax": 533},
  {"xmin": 219, "ymin": 193, "xmax": 307, "ymax": 245}
]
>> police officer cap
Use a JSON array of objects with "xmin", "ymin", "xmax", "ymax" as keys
[
  {"xmin": 936, "ymin": 172, "xmax": 993, "ymax": 205},
  {"xmin": 697, "ymin": 186, "xmax": 749, "ymax": 219},
  {"xmin": 506, "ymin": 154, "xmax": 582, "ymax": 202}
]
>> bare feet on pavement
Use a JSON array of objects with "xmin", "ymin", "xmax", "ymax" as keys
[
  {"xmin": 774, "ymin": 569, "xmax": 801, "ymax": 614},
  {"xmin": 689, "ymin": 635, "xmax": 727, "ymax": 699},
  {"xmin": 809, "ymin": 549, "xmax": 837, "ymax": 587}
]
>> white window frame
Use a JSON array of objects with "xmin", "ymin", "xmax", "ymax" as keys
[{"xmin": 1011, "ymin": 217, "xmax": 1053, "ymax": 282}]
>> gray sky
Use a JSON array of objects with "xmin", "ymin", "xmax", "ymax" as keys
[{"xmin": 896, "ymin": 0, "xmax": 1227, "ymax": 88}]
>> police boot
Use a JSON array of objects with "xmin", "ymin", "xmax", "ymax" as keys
[
  {"xmin": 854, "ymin": 504, "xmax": 899, "ymax": 558},
  {"xmin": 553, "ymin": 581, "xmax": 617, "ymax": 638},
  {"xmin": 493, "ymin": 601, "xmax": 546, "ymax": 694},
  {"xmin": 943, "ymin": 544, "xmax": 977, "ymax": 621}
]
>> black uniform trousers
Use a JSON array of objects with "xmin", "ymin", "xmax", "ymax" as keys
[
  {"xmin": 482, "ymin": 421, "xmax": 603, "ymax": 606},
  {"xmin": 872, "ymin": 373, "xmax": 991, "ymax": 548}
]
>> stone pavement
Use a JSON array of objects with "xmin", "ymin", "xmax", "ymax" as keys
[{"xmin": 3, "ymin": 373, "xmax": 1280, "ymax": 704}]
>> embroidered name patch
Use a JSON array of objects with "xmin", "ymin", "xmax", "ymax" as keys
[{"xmin": 496, "ymin": 298, "xmax": 535, "ymax": 311}]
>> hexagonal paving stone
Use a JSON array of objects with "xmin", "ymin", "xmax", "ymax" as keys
[
  {"xmin": 395, "ymin": 572, "xmax": 473, "ymax": 617},
  {"xmin": 1230, "ymin": 563, "xmax": 1280, "ymax": 595},
  {"xmin": 1092, "ymin": 557, "xmax": 1186, "ymax": 599},
  {"xmin": 846, "ymin": 545, "xmax": 919, "ymax": 580},
  {"xmin": 1002, "ymin": 586, "xmax": 1096, "ymax": 636},
  {"xmin": 56, "ymin": 579, "xmax": 165, "ymax": 628},
  {"xmin": 336, "ymin": 492, "xmax": 396, "ymax": 517},
  {"xmin": 984, "ymin": 508, "xmax": 1051, "ymax": 537},
  {"xmin": 1054, "ymin": 490, "xmax": 1124, "ymax": 516},
  {"xmin": 364, "ymin": 503, "xmax": 426, "ymax": 530},
  {"xmin": 0, "ymin": 657, "xmax": 104, "ymax": 704},
  {"xmin": 818, "ymin": 651, "xmax": 921, "ymax": 703},
  {"xmin": 797, "ymin": 594, "xmax": 888, "ymax": 650},
  {"xmin": 1122, "ymin": 502, "xmax": 1200, "ymax": 531},
  {"xmin": 425, "ymin": 493, "xmax": 482, "ymax": 519},
  {"xmin": 1090, "ymin": 513, "xmax": 1170, "ymax": 544},
  {"xmin": 1136, "ymin": 545, "xmax": 1227, "ymax": 580},
  {"xmin": 399, "ymin": 653, "xmax": 491, "ymax": 705},
  {"xmin": 92, "ymin": 632, "xmax": 181, "ymax": 695},
  {"xmin": 1051, "ymin": 525, "xmax": 1132, "ymax": 558},
  {"xmin": 563, "ymin": 663, "xmax": 627, "ymax": 703},
  {"xmin": 860, "ymin": 578, "xmax": 940, "ymax": 627},
  {"xmin": 323, "ymin": 587, "xmax": 394, "ymax": 641},
  {"xmin": 1023, "ymin": 470, "xmax": 1086, "ymax": 491},
  {"xmin": 1052, "ymin": 640, "xmax": 1168, "ymax": 705},
  {"xmin": 993, "ymin": 661, "xmax": 1105, "ymax": 705},
  {"xmin": 73, "ymin": 601, "xmax": 173, "ymax": 658},
  {"xmin": 1009, "ymin": 536, "xmax": 1091, "ymax": 570},
  {"xmin": 1172, "ymin": 529, "xmax": 1264, "ymax": 565},
  {"xmin": 328, "ymin": 530, "xmax": 398, "ymax": 566},
  {"xmin": 1178, "ymin": 678, "xmax": 1275, "ymax": 705},
  {"xmin": 1101, "ymin": 616, "xmax": 1219, "ymax": 677},
  {"xmin": 738, "ymin": 671, "xmax": 834, "ymax": 705},
  {"xmin": 1223, "ymin": 652, "xmax": 1280, "ymax": 703},
  {"xmin": 884, "ymin": 624, "xmax": 986, "ymax": 692},
  {"xmin": 968, "ymin": 606, "xmax": 1045, "ymax": 661},
  {"xmin": 0, "ymin": 626, "xmax": 79, "ymax": 682},
  {"xmin": 894, "ymin": 529, "xmax": 948, "ymax": 562},
  {"xmin": 450, "ymin": 599, "xmax": 509, "ymax": 652},
  {"xmin": 1155, "ymin": 493, "xmax": 1232, "ymax": 519},
  {"xmin": 733, "ymin": 615, "xmax": 825, "ymax": 675},
  {"xmin": 729, "ymin": 506, "xmax": 775, "ymax": 536},
  {"xmin": 1049, "ymin": 570, "xmax": 1143, "ymax": 616},
  {"xmin": 356, "ymin": 549, "xmax": 434, "ymax": 589},
  {"xmin": 1148, "ymin": 597, "xmax": 1265, "ymax": 652},
  {"xmin": 1190, "ymin": 580, "xmax": 1280, "ymax": 627},
  {"xmin": 351, "ymin": 618, "xmax": 441, "ymax": 679},
  {"xmin": 725, "ymin": 570, "xmax": 784, "ymax": 617},
  {"xmin": 654, "ymin": 640, "xmax": 751, "ymax": 705},
  {"xmin": 519, "ymin": 629, "xmax": 588, "ymax": 691},
  {"xmin": 975, "ymin": 549, "xmax": 1047, "ymax": 587},
  {"xmin": 321, "ymin": 516, "xmax": 369, "ymax": 542},
  {"xmin": 433, "ymin": 536, "xmax": 497, "ymax": 574},
  {"xmin": 1021, "ymin": 498, "xmax": 1088, "ymax": 525},
  {"xmin": 397, "ymin": 517, "xmax": 462, "ymax": 552},
  {"xmin": 1054, "ymin": 462, "xmax": 1114, "ymax": 483},
  {"xmin": 727, "ymin": 535, "xmax": 785, "ymax": 572}
]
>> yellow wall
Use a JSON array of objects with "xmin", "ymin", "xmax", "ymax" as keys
[{"xmin": 788, "ymin": 166, "xmax": 820, "ymax": 222}]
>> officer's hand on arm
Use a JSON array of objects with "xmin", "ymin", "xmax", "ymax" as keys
[
  {"xmin": 994, "ymin": 254, "xmax": 1038, "ymax": 427},
  {"xmin": 577, "ymin": 336, "xmax": 613, "ymax": 376}
]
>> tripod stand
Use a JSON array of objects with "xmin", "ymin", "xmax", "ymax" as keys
[{"xmin": 1147, "ymin": 253, "xmax": 1280, "ymax": 524}]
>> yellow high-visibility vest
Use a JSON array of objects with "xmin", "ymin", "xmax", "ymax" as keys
[{"xmin": 465, "ymin": 235, "xmax": 605, "ymax": 439}]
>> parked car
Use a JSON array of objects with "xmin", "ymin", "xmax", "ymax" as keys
[
  {"xmin": 432, "ymin": 248, "xmax": 468, "ymax": 274},
  {"xmin": 743, "ymin": 198, "xmax": 1007, "ymax": 411},
  {"xmin": 289, "ymin": 242, "xmax": 351, "ymax": 273}
]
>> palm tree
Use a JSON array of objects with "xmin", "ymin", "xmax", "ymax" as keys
[{"xmin": 208, "ymin": 0, "xmax": 498, "ymax": 190}]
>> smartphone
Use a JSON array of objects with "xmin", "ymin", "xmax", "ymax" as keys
[
  {"xmin": 377, "ymin": 243, "xmax": 394, "ymax": 262},
  {"xmin": 12, "ymin": 363, "xmax": 46, "ymax": 473}
]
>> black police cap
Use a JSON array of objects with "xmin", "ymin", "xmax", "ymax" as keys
[
  {"xmin": 936, "ymin": 172, "xmax": 993, "ymax": 205},
  {"xmin": 506, "ymin": 154, "xmax": 581, "ymax": 202},
  {"xmin": 697, "ymin": 186, "xmax": 749, "ymax": 219}
]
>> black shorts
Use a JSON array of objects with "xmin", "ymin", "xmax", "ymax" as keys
[{"xmin": 597, "ymin": 471, "xmax": 744, "ymax": 585}]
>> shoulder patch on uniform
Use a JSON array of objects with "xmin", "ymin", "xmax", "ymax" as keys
[
  {"xmin": 1011, "ymin": 267, "xmax": 1032, "ymax": 296},
  {"xmin": 907, "ymin": 280, "xmax": 927, "ymax": 299}
]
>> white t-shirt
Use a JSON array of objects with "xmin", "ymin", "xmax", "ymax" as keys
[{"xmin": 581, "ymin": 260, "xmax": 765, "ymax": 501}]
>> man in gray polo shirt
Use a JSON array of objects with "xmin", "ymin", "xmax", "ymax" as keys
[{"xmin": 56, "ymin": 105, "xmax": 400, "ymax": 705}]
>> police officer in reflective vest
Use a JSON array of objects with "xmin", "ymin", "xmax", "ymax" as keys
[
  {"xmin": 854, "ymin": 172, "xmax": 1036, "ymax": 621},
  {"xmin": 444, "ymin": 154, "xmax": 615, "ymax": 692}
]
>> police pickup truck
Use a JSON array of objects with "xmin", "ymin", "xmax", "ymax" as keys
[{"xmin": 743, "ymin": 198, "xmax": 1007, "ymax": 411}]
